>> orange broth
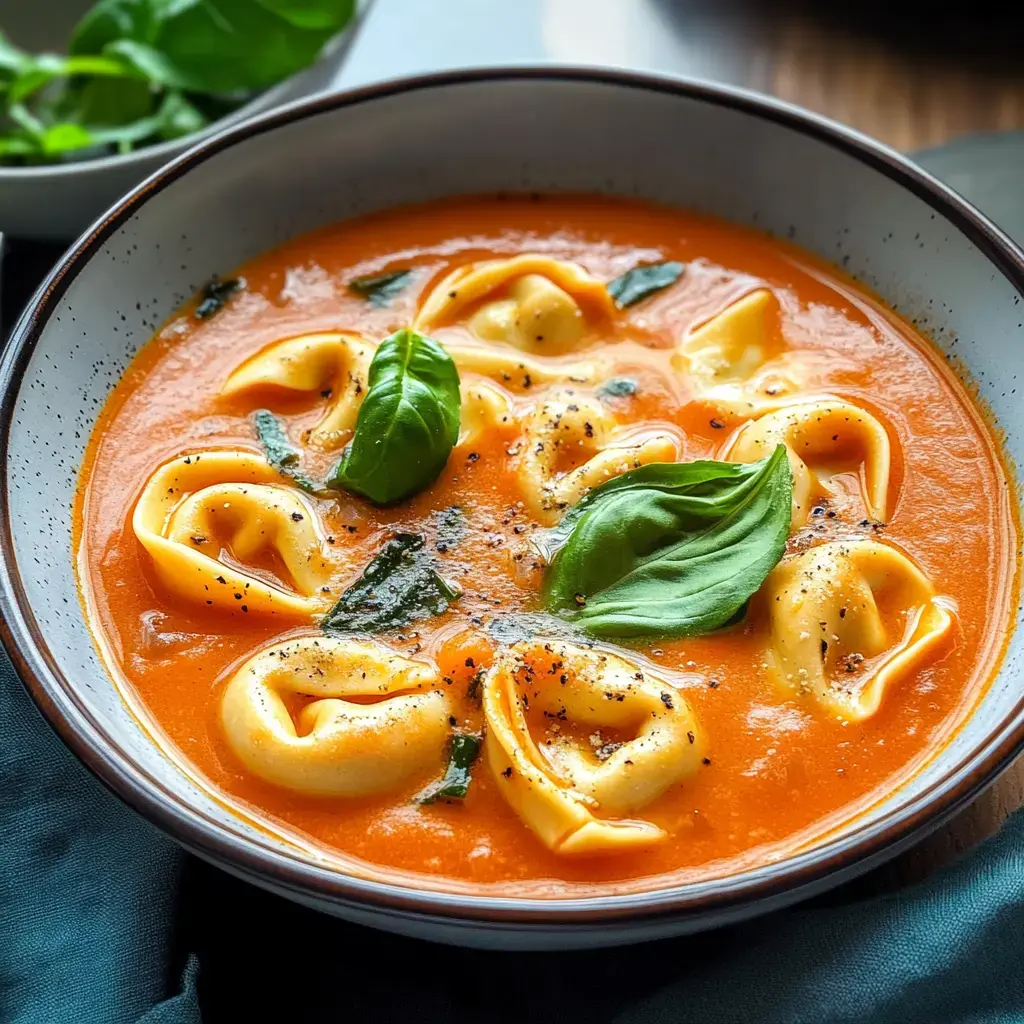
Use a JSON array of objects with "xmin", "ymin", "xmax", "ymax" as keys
[{"xmin": 74, "ymin": 195, "xmax": 1018, "ymax": 895}]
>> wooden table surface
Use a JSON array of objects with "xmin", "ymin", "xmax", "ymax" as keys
[{"xmin": 668, "ymin": 0, "xmax": 1024, "ymax": 889}]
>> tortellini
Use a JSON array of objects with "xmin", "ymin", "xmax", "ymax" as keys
[
  {"xmin": 221, "ymin": 331, "xmax": 374, "ymax": 449},
  {"xmin": 724, "ymin": 399, "xmax": 891, "ymax": 527},
  {"xmin": 762, "ymin": 540, "xmax": 954, "ymax": 720},
  {"xmin": 458, "ymin": 378, "xmax": 515, "ymax": 447},
  {"xmin": 674, "ymin": 289, "xmax": 804, "ymax": 410},
  {"xmin": 415, "ymin": 254, "xmax": 616, "ymax": 354},
  {"xmin": 133, "ymin": 451, "xmax": 336, "ymax": 617},
  {"xmin": 483, "ymin": 640, "xmax": 705, "ymax": 854},
  {"xmin": 515, "ymin": 393, "xmax": 679, "ymax": 518},
  {"xmin": 221, "ymin": 636, "xmax": 450, "ymax": 796}
]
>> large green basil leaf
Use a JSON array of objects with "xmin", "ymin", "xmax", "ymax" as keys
[
  {"xmin": 542, "ymin": 446, "xmax": 792, "ymax": 638},
  {"xmin": 329, "ymin": 328, "xmax": 460, "ymax": 505}
]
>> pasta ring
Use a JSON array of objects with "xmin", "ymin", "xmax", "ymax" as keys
[
  {"xmin": 415, "ymin": 254, "xmax": 616, "ymax": 352},
  {"xmin": 221, "ymin": 331, "xmax": 374, "ymax": 449},
  {"xmin": 723, "ymin": 398, "xmax": 891, "ymax": 526},
  {"xmin": 483, "ymin": 640, "xmax": 706, "ymax": 854},
  {"xmin": 221, "ymin": 636, "xmax": 450, "ymax": 796},
  {"xmin": 133, "ymin": 450, "xmax": 335, "ymax": 618},
  {"xmin": 761, "ymin": 539, "xmax": 955, "ymax": 720},
  {"xmin": 515, "ymin": 394, "xmax": 679, "ymax": 519}
]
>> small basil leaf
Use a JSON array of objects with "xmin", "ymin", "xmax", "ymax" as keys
[
  {"xmin": 323, "ymin": 532, "xmax": 460, "ymax": 635},
  {"xmin": 597, "ymin": 377, "xmax": 638, "ymax": 399},
  {"xmin": 607, "ymin": 260, "xmax": 684, "ymax": 308},
  {"xmin": 347, "ymin": 269, "xmax": 414, "ymax": 307},
  {"xmin": 252, "ymin": 410, "xmax": 320, "ymax": 493},
  {"xmin": 195, "ymin": 275, "xmax": 245, "ymax": 319},
  {"xmin": 415, "ymin": 732, "xmax": 482, "ymax": 804},
  {"xmin": 329, "ymin": 328, "xmax": 460, "ymax": 505},
  {"xmin": 543, "ymin": 446, "xmax": 792, "ymax": 638}
]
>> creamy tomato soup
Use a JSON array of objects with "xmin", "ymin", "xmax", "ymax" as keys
[{"xmin": 74, "ymin": 195, "xmax": 1018, "ymax": 896}]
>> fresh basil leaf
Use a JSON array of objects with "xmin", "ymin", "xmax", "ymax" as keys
[
  {"xmin": 329, "ymin": 329, "xmax": 460, "ymax": 505},
  {"xmin": 39, "ymin": 122, "xmax": 95, "ymax": 156},
  {"xmin": 347, "ymin": 269, "xmax": 414, "ymax": 307},
  {"xmin": 543, "ymin": 446, "xmax": 792, "ymax": 638},
  {"xmin": 597, "ymin": 377, "xmax": 638, "ymax": 399},
  {"xmin": 70, "ymin": 0, "xmax": 166, "ymax": 57},
  {"xmin": 195, "ymin": 275, "xmax": 245, "ymax": 319},
  {"xmin": 102, "ymin": 38, "xmax": 196, "ymax": 90},
  {"xmin": 155, "ymin": 89, "xmax": 206, "ymax": 138},
  {"xmin": 607, "ymin": 260, "xmax": 684, "ymax": 308},
  {"xmin": 252, "ymin": 410, "xmax": 321, "ymax": 493},
  {"xmin": 0, "ymin": 32, "xmax": 33, "ymax": 77},
  {"xmin": 415, "ymin": 732, "xmax": 482, "ymax": 804},
  {"xmin": 141, "ymin": 0, "xmax": 346, "ymax": 94},
  {"xmin": 323, "ymin": 532, "xmax": 460, "ymax": 635},
  {"xmin": 255, "ymin": 0, "xmax": 355, "ymax": 30}
]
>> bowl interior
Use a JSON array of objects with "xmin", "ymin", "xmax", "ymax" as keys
[{"xmin": 5, "ymin": 72, "xmax": 1024, "ymax": 918}]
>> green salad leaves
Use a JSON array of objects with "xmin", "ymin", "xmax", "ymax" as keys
[
  {"xmin": 542, "ymin": 447, "xmax": 793, "ymax": 638},
  {"xmin": 0, "ymin": 0, "xmax": 355, "ymax": 165},
  {"xmin": 330, "ymin": 328, "xmax": 461, "ymax": 505}
]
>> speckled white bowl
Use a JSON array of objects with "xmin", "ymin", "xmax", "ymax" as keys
[{"xmin": 2, "ymin": 68, "xmax": 1023, "ymax": 949}]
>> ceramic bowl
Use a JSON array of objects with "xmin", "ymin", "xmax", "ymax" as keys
[
  {"xmin": 3, "ymin": 68, "xmax": 1024, "ymax": 950},
  {"xmin": 0, "ymin": 0, "xmax": 362, "ymax": 241}
]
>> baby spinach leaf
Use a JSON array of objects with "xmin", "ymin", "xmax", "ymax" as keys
[
  {"xmin": 255, "ymin": 0, "xmax": 355, "ymax": 30},
  {"xmin": 1, "ymin": 0, "xmax": 356, "ymax": 166},
  {"xmin": 415, "ymin": 732, "xmax": 482, "ymax": 805},
  {"xmin": 329, "ymin": 329, "xmax": 461, "ymax": 505},
  {"xmin": 347, "ymin": 269, "xmax": 414, "ymax": 307},
  {"xmin": 323, "ymin": 532, "xmax": 460, "ymax": 635},
  {"xmin": 543, "ymin": 446, "xmax": 792, "ymax": 638},
  {"xmin": 607, "ymin": 260, "xmax": 684, "ymax": 308},
  {"xmin": 195, "ymin": 275, "xmax": 245, "ymax": 319},
  {"xmin": 252, "ymin": 410, "xmax": 321, "ymax": 493}
]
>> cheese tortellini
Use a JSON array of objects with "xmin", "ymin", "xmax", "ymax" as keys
[
  {"xmin": 515, "ymin": 393, "xmax": 679, "ymax": 518},
  {"xmin": 724, "ymin": 399, "xmax": 892, "ymax": 526},
  {"xmin": 458, "ymin": 378, "xmax": 515, "ymax": 447},
  {"xmin": 221, "ymin": 332, "xmax": 374, "ymax": 449},
  {"xmin": 415, "ymin": 254, "xmax": 616, "ymax": 354},
  {"xmin": 762, "ymin": 540, "xmax": 954, "ymax": 720},
  {"xmin": 674, "ymin": 289, "xmax": 805, "ymax": 410},
  {"xmin": 483, "ymin": 640, "xmax": 705, "ymax": 854},
  {"xmin": 133, "ymin": 451, "xmax": 336, "ymax": 617},
  {"xmin": 221, "ymin": 636, "xmax": 450, "ymax": 796}
]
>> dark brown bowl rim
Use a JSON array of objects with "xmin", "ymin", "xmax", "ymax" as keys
[{"xmin": 2, "ymin": 65, "xmax": 1023, "ymax": 928}]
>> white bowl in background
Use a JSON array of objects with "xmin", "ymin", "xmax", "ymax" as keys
[{"xmin": 0, "ymin": 0, "xmax": 364, "ymax": 240}]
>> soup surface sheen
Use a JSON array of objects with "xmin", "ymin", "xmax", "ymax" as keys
[{"xmin": 75, "ymin": 195, "xmax": 1017, "ymax": 897}]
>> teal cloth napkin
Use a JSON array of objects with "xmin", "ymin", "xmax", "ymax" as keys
[
  {"xmin": 1, "ymin": 652, "xmax": 200, "ymax": 1023},
  {"xmin": 5, "ymin": 638, "xmax": 1024, "ymax": 1023}
]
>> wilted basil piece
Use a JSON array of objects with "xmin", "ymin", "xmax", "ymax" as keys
[
  {"xmin": 323, "ymin": 532, "xmax": 460, "ymax": 635},
  {"xmin": 607, "ymin": 261, "xmax": 684, "ymax": 308},
  {"xmin": 329, "ymin": 328, "xmax": 460, "ymax": 504},
  {"xmin": 415, "ymin": 732, "xmax": 482, "ymax": 804},
  {"xmin": 347, "ymin": 268, "xmax": 414, "ymax": 307},
  {"xmin": 542, "ymin": 446, "xmax": 792, "ymax": 638},
  {"xmin": 597, "ymin": 377, "xmax": 638, "ymax": 399},
  {"xmin": 252, "ymin": 410, "xmax": 320, "ymax": 493},
  {"xmin": 195, "ymin": 275, "xmax": 245, "ymax": 319}
]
